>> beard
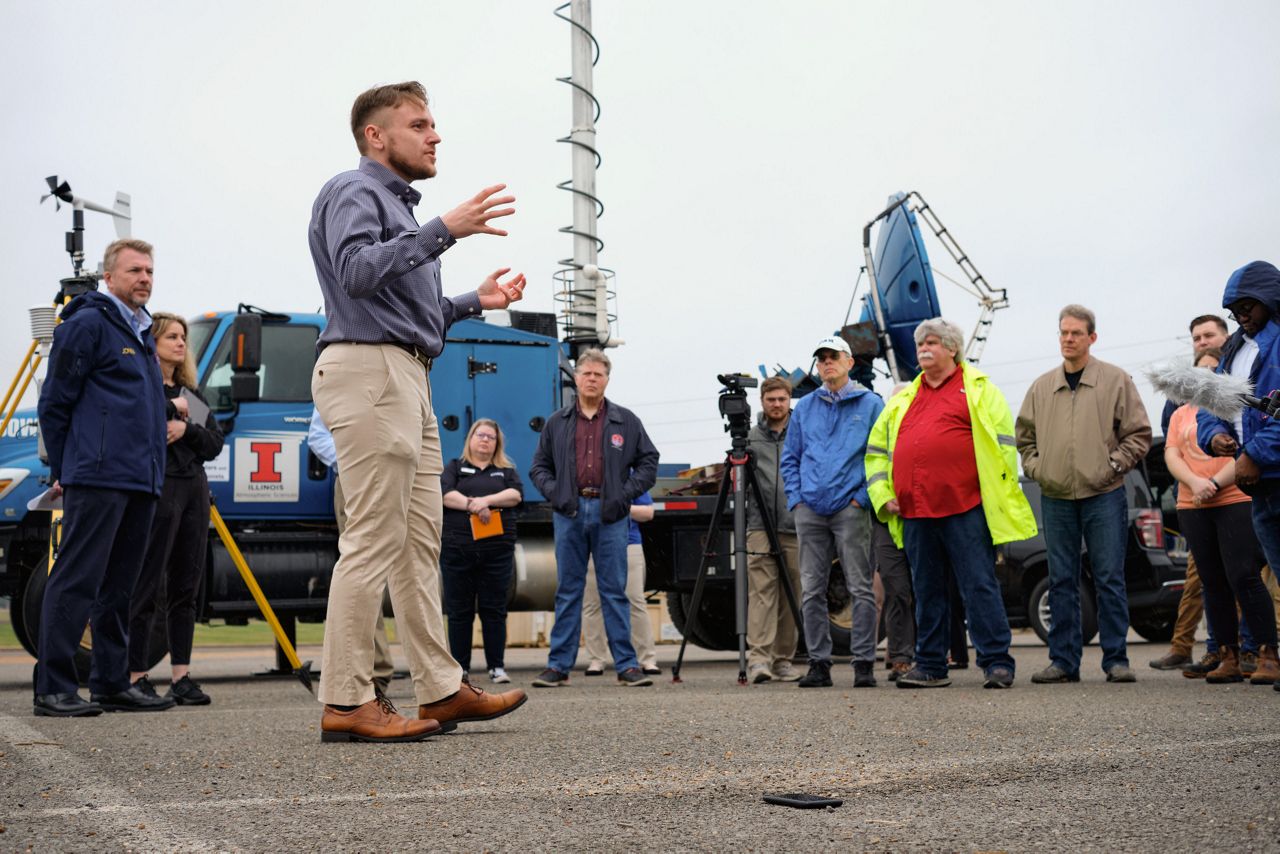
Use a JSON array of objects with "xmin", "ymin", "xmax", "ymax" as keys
[{"xmin": 387, "ymin": 149, "xmax": 435, "ymax": 182}]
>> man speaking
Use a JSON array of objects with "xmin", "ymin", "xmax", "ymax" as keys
[{"xmin": 310, "ymin": 82, "xmax": 528, "ymax": 742}]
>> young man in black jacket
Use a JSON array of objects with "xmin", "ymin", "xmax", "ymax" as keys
[
  {"xmin": 35, "ymin": 239, "xmax": 172, "ymax": 716},
  {"xmin": 529, "ymin": 349, "xmax": 659, "ymax": 687}
]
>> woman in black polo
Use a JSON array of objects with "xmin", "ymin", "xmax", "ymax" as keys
[
  {"xmin": 128, "ymin": 312, "xmax": 224, "ymax": 705},
  {"xmin": 440, "ymin": 419, "xmax": 523, "ymax": 684}
]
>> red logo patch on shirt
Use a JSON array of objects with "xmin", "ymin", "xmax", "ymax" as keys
[{"xmin": 611, "ymin": 433, "xmax": 624, "ymax": 449}]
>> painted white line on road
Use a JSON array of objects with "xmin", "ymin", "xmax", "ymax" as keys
[
  {"xmin": 0, "ymin": 713, "xmax": 204, "ymax": 849},
  {"xmin": 8, "ymin": 730, "xmax": 1279, "ymax": 819}
]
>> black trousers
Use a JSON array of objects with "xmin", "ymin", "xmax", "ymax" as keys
[
  {"xmin": 128, "ymin": 473, "xmax": 210, "ymax": 671},
  {"xmin": 37, "ymin": 486, "xmax": 156, "ymax": 695},
  {"xmin": 871, "ymin": 520, "xmax": 915, "ymax": 664},
  {"xmin": 1178, "ymin": 503, "xmax": 1276, "ymax": 649},
  {"xmin": 440, "ymin": 540, "xmax": 515, "ymax": 672}
]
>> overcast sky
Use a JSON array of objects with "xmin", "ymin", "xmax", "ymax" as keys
[{"xmin": 3, "ymin": 1, "xmax": 1277, "ymax": 465}]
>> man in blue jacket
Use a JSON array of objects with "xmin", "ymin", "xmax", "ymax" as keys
[
  {"xmin": 781, "ymin": 336, "xmax": 885, "ymax": 688},
  {"xmin": 1198, "ymin": 260, "xmax": 1280, "ymax": 687},
  {"xmin": 530, "ymin": 349, "xmax": 659, "ymax": 688},
  {"xmin": 35, "ymin": 239, "xmax": 171, "ymax": 716}
]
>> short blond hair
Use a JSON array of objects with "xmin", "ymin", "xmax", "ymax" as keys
[
  {"xmin": 351, "ymin": 81, "xmax": 427, "ymax": 154},
  {"xmin": 103, "ymin": 239, "xmax": 153, "ymax": 273}
]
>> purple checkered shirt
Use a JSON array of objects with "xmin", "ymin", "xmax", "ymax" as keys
[{"xmin": 308, "ymin": 157, "xmax": 482, "ymax": 355}]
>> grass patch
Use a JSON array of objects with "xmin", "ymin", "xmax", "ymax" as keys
[{"xmin": 0, "ymin": 602, "xmax": 398, "ymax": 651}]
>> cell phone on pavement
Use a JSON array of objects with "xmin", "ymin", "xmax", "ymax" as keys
[{"xmin": 762, "ymin": 792, "xmax": 844, "ymax": 809}]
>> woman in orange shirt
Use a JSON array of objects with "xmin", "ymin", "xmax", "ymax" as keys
[{"xmin": 1165, "ymin": 349, "xmax": 1277, "ymax": 684}]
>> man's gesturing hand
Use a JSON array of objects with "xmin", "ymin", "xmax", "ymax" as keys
[
  {"xmin": 477, "ymin": 269, "xmax": 526, "ymax": 310},
  {"xmin": 441, "ymin": 184, "xmax": 516, "ymax": 239}
]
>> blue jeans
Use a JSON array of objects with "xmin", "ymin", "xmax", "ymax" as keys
[
  {"xmin": 1042, "ymin": 488, "xmax": 1130, "ymax": 674},
  {"xmin": 902, "ymin": 504, "xmax": 1014, "ymax": 678},
  {"xmin": 1250, "ymin": 479, "xmax": 1280, "ymax": 640},
  {"xmin": 547, "ymin": 498, "xmax": 637, "ymax": 674}
]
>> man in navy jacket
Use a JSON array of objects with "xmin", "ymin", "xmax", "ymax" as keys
[
  {"xmin": 529, "ymin": 349, "xmax": 659, "ymax": 688},
  {"xmin": 34, "ymin": 239, "xmax": 171, "ymax": 716}
]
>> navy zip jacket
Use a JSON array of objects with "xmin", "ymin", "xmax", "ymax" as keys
[
  {"xmin": 529, "ymin": 397, "xmax": 660, "ymax": 524},
  {"xmin": 38, "ymin": 290, "xmax": 167, "ymax": 495},
  {"xmin": 1197, "ymin": 260, "xmax": 1280, "ymax": 481}
]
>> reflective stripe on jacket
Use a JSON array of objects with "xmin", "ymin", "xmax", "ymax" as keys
[{"xmin": 865, "ymin": 363, "xmax": 1037, "ymax": 549}]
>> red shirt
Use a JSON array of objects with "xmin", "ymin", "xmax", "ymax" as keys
[
  {"xmin": 575, "ymin": 399, "xmax": 606, "ymax": 489},
  {"xmin": 893, "ymin": 368, "xmax": 982, "ymax": 519}
]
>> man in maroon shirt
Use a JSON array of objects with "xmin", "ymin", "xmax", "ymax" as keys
[{"xmin": 866, "ymin": 319, "xmax": 1037, "ymax": 688}]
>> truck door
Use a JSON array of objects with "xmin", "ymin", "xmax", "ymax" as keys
[{"xmin": 198, "ymin": 321, "xmax": 329, "ymax": 520}]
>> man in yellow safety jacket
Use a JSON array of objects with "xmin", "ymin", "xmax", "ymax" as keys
[{"xmin": 865, "ymin": 318, "xmax": 1037, "ymax": 689}]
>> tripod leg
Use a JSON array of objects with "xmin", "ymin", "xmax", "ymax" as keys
[
  {"xmin": 732, "ymin": 462, "xmax": 749, "ymax": 685},
  {"xmin": 672, "ymin": 464, "xmax": 733, "ymax": 683}
]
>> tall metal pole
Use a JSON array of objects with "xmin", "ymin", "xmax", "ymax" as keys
[{"xmin": 570, "ymin": 0, "xmax": 598, "ymax": 278}]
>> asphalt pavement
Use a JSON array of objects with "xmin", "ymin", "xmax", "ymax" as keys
[{"xmin": 1, "ymin": 639, "xmax": 1278, "ymax": 852}]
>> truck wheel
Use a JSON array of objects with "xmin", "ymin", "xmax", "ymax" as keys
[
  {"xmin": 22, "ymin": 557, "xmax": 169, "ymax": 685},
  {"xmin": 1131, "ymin": 617, "xmax": 1175, "ymax": 643},
  {"xmin": 665, "ymin": 590, "xmax": 736, "ymax": 650},
  {"xmin": 11, "ymin": 570, "xmax": 37, "ymax": 657},
  {"xmin": 1027, "ymin": 576, "xmax": 1098, "ymax": 646}
]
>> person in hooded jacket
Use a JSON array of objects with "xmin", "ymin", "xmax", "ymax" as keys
[
  {"xmin": 33, "ymin": 239, "xmax": 170, "ymax": 716},
  {"xmin": 126, "ymin": 312, "xmax": 224, "ymax": 705},
  {"xmin": 1196, "ymin": 260, "xmax": 1280, "ymax": 686}
]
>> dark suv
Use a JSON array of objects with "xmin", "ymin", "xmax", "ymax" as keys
[{"xmin": 997, "ymin": 439, "xmax": 1187, "ymax": 644}]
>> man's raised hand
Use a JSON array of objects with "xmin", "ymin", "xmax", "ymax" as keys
[
  {"xmin": 477, "ymin": 269, "xmax": 527, "ymax": 310},
  {"xmin": 442, "ymin": 184, "xmax": 515, "ymax": 239}
]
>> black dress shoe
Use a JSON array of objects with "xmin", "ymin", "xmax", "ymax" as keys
[
  {"xmin": 34, "ymin": 692, "xmax": 103, "ymax": 717},
  {"xmin": 91, "ymin": 684, "xmax": 176, "ymax": 712}
]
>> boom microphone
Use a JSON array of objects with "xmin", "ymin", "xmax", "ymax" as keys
[{"xmin": 1144, "ymin": 361, "xmax": 1254, "ymax": 420}]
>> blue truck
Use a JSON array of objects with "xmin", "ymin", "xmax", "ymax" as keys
[{"xmin": 1, "ymin": 306, "xmax": 574, "ymax": 672}]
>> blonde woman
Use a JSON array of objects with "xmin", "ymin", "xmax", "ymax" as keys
[
  {"xmin": 128, "ymin": 312, "xmax": 224, "ymax": 705},
  {"xmin": 440, "ymin": 419, "xmax": 523, "ymax": 683}
]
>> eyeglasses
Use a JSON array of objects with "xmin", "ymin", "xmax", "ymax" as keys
[
  {"xmin": 473, "ymin": 432, "xmax": 497, "ymax": 441},
  {"xmin": 1230, "ymin": 301, "xmax": 1259, "ymax": 321}
]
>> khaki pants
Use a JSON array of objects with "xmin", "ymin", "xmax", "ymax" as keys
[
  {"xmin": 1169, "ymin": 553, "xmax": 1203, "ymax": 656},
  {"xmin": 313, "ymin": 344, "xmax": 460, "ymax": 706},
  {"xmin": 333, "ymin": 476, "xmax": 394, "ymax": 688},
  {"xmin": 583, "ymin": 544, "xmax": 657, "ymax": 669},
  {"xmin": 746, "ymin": 529, "xmax": 801, "ymax": 669}
]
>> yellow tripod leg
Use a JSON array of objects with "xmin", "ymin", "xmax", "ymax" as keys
[
  {"xmin": 0, "ymin": 342, "xmax": 40, "ymax": 438},
  {"xmin": 209, "ymin": 503, "xmax": 314, "ymax": 694}
]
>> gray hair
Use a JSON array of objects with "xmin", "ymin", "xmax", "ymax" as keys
[
  {"xmin": 576, "ymin": 348, "xmax": 612, "ymax": 375},
  {"xmin": 1058, "ymin": 304, "xmax": 1096, "ymax": 334},
  {"xmin": 913, "ymin": 318, "xmax": 965, "ymax": 364}
]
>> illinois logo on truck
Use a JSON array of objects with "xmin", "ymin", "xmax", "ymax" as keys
[{"xmin": 232, "ymin": 435, "xmax": 302, "ymax": 502}]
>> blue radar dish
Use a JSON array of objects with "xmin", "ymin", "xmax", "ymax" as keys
[{"xmin": 859, "ymin": 193, "xmax": 942, "ymax": 378}]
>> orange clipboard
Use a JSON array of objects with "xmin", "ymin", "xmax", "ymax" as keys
[{"xmin": 470, "ymin": 509, "xmax": 504, "ymax": 540}]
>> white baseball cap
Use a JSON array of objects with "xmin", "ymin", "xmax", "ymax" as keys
[{"xmin": 812, "ymin": 336, "xmax": 852, "ymax": 357}]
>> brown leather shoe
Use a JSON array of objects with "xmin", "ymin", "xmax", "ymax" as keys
[
  {"xmin": 888, "ymin": 662, "xmax": 913, "ymax": 682},
  {"xmin": 419, "ymin": 681, "xmax": 528, "ymax": 727},
  {"xmin": 1249, "ymin": 645, "xmax": 1279, "ymax": 685},
  {"xmin": 321, "ymin": 696, "xmax": 443, "ymax": 743},
  {"xmin": 1205, "ymin": 646, "xmax": 1244, "ymax": 683}
]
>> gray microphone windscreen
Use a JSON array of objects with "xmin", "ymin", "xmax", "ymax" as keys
[{"xmin": 1144, "ymin": 361, "xmax": 1253, "ymax": 420}]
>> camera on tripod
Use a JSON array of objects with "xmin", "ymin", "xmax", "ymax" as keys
[{"xmin": 716, "ymin": 372, "xmax": 757, "ymax": 442}]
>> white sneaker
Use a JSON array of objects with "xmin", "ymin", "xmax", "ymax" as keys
[
  {"xmin": 773, "ymin": 661, "xmax": 802, "ymax": 682},
  {"xmin": 748, "ymin": 663, "xmax": 774, "ymax": 684},
  {"xmin": 488, "ymin": 667, "xmax": 511, "ymax": 684}
]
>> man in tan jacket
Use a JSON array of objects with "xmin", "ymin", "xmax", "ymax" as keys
[{"xmin": 1016, "ymin": 305, "xmax": 1151, "ymax": 684}]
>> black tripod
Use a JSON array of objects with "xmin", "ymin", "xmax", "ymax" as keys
[{"xmin": 672, "ymin": 440, "xmax": 803, "ymax": 686}]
